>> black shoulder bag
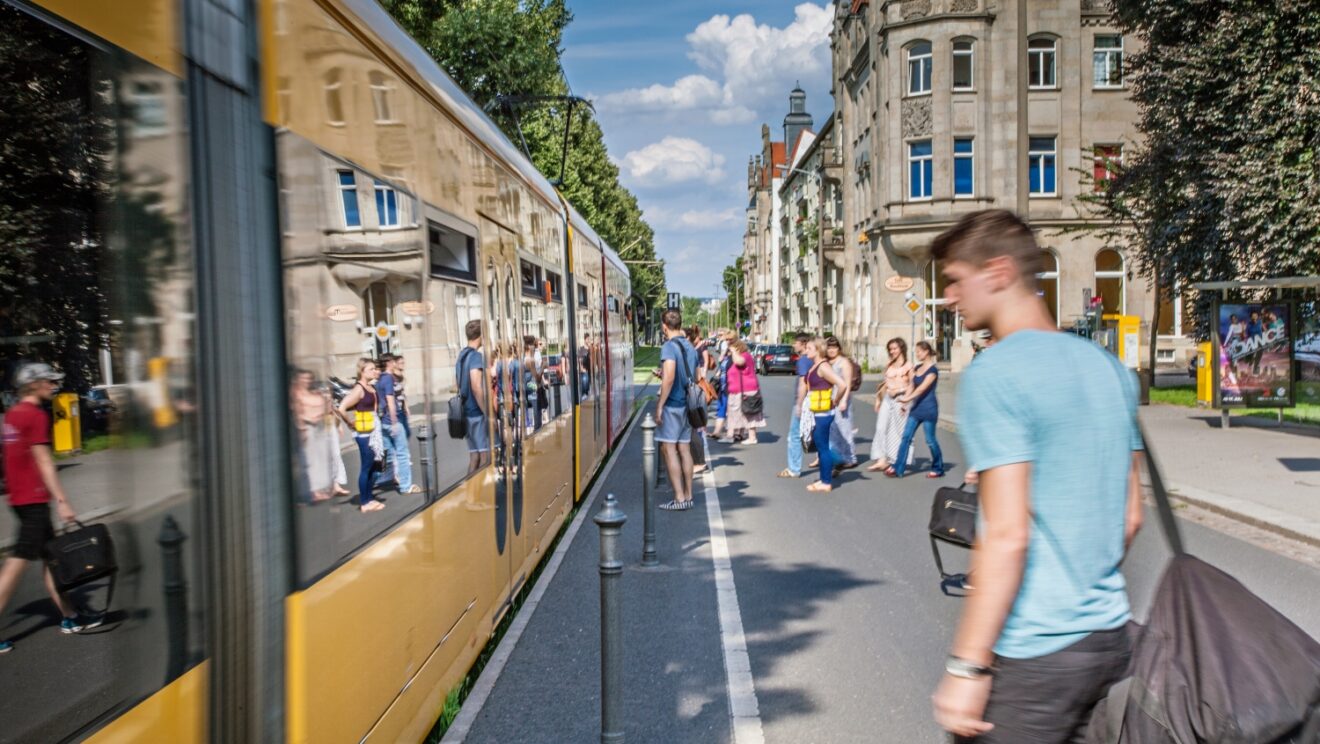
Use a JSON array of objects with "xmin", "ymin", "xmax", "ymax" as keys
[
  {"xmin": 928, "ymin": 483, "xmax": 977, "ymax": 580},
  {"xmin": 46, "ymin": 520, "xmax": 117, "ymax": 615},
  {"xmin": 448, "ymin": 347, "xmax": 472, "ymax": 439}
]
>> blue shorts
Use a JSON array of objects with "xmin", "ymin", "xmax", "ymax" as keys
[
  {"xmin": 655, "ymin": 406, "xmax": 692, "ymax": 444},
  {"xmin": 466, "ymin": 415, "xmax": 490, "ymax": 453}
]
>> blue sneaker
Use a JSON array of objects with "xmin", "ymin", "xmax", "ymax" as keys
[
  {"xmin": 0, "ymin": 640, "xmax": 12, "ymax": 653},
  {"xmin": 60, "ymin": 615, "xmax": 104, "ymax": 634}
]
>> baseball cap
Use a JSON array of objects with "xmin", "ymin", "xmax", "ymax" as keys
[{"xmin": 15, "ymin": 362, "xmax": 65, "ymax": 388}]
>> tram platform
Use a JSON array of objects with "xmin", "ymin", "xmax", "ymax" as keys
[{"xmin": 449, "ymin": 407, "xmax": 734, "ymax": 744}]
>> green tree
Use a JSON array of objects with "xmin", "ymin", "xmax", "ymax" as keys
[
  {"xmin": 1080, "ymin": 0, "xmax": 1320, "ymax": 341},
  {"xmin": 721, "ymin": 257, "xmax": 748, "ymax": 330},
  {"xmin": 379, "ymin": 0, "xmax": 667, "ymax": 310}
]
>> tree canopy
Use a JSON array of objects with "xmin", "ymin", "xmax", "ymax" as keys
[
  {"xmin": 380, "ymin": 0, "xmax": 667, "ymax": 309},
  {"xmin": 1083, "ymin": 0, "xmax": 1320, "ymax": 335}
]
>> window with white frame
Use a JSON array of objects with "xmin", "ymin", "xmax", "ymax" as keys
[
  {"xmin": 908, "ymin": 140, "xmax": 933, "ymax": 200},
  {"xmin": 369, "ymin": 70, "xmax": 395, "ymax": 123},
  {"xmin": 324, "ymin": 68, "xmax": 344, "ymax": 125},
  {"xmin": 953, "ymin": 138, "xmax": 974, "ymax": 197},
  {"xmin": 1037, "ymin": 250, "xmax": 1060, "ymax": 325},
  {"xmin": 1093, "ymin": 35, "xmax": 1124, "ymax": 88},
  {"xmin": 1028, "ymin": 38, "xmax": 1057, "ymax": 89},
  {"xmin": 1095, "ymin": 249, "xmax": 1126, "ymax": 315},
  {"xmin": 126, "ymin": 79, "xmax": 168, "ymax": 137},
  {"xmin": 908, "ymin": 42, "xmax": 932, "ymax": 95},
  {"xmin": 337, "ymin": 170, "xmax": 361, "ymax": 229},
  {"xmin": 374, "ymin": 179, "xmax": 400, "ymax": 228},
  {"xmin": 952, "ymin": 40, "xmax": 974, "ymax": 91},
  {"xmin": 1028, "ymin": 136, "xmax": 1057, "ymax": 196}
]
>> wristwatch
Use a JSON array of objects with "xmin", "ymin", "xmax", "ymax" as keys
[{"xmin": 945, "ymin": 655, "xmax": 994, "ymax": 680}]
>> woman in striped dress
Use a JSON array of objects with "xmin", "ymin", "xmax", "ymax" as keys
[{"xmin": 867, "ymin": 338, "xmax": 913, "ymax": 472}]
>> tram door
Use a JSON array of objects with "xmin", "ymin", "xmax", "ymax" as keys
[{"xmin": 483, "ymin": 221, "xmax": 526, "ymax": 611}]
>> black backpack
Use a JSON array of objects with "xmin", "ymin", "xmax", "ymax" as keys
[
  {"xmin": 1086, "ymin": 425, "xmax": 1320, "ymax": 744},
  {"xmin": 448, "ymin": 347, "xmax": 473, "ymax": 439}
]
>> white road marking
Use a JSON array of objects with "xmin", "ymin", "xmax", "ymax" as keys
[{"xmin": 702, "ymin": 465, "xmax": 766, "ymax": 744}]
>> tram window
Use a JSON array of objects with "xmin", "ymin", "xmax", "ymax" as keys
[
  {"xmin": 0, "ymin": 6, "xmax": 205, "ymax": 738},
  {"xmin": 546, "ymin": 271, "xmax": 563, "ymax": 302},
  {"xmin": 520, "ymin": 259, "xmax": 542, "ymax": 298},
  {"xmin": 429, "ymin": 221, "xmax": 476, "ymax": 282},
  {"xmin": 278, "ymin": 131, "xmax": 431, "ymax": 583}
]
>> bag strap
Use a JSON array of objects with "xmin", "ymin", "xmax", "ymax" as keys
[
  {"xmin": 456, "ymin": 347, "xmax": 473, "ymax": 400},
  {"xmin": 1137, "ymin": 420, "xmax": 1186, "ymax": 556}
]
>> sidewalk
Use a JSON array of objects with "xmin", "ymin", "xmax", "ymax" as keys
[
  {"xmin": 449, "ymin": 415, "xmax": 735, "ymax": 744},
  {"xmin": 933, "ymin": 372, "xmax": 1320, "ymax": 548}
]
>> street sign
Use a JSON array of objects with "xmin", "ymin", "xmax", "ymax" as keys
[
  {"xmin": 903, "ymin": 291, "xmax": 922, "ymax": 316},
  {"xmin": 667, "ymin": 292, "xmax": 681, "ymax": 310}
]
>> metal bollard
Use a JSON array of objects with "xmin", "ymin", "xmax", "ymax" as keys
[
  {"xmin": 640, "ymin": 413, "xmax": 658, "ymax": 567},
  {"xmin": 158, "ymin": 514, "xmax": 189, "ymax": 684},
  {"xmin": 594, "ymin": 493, "xmax": 627, "ymax": 744}
]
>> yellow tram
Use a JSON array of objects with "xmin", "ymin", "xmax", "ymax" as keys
[{"xmin": 0, "ymin": 0, "xmax": 635, "ymax": 740}]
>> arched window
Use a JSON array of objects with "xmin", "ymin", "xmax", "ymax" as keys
[
  {"xmin": 1028, "ymin": 37, "xmax": 1057, "ymax": 89},
  {"xmin": 324, "ymin": 68, "xmax": 344, "ymax": 124},
  {"xmin": 368, "ymin": 70, "xmax": 394, "ymax": 123},
  {"xmin": 907, "ymin": 41, "xmax": 932, "ymax": 95},
  {"xmin": 952, "ymin": 39, "xmax": 974, "ymax": 91},
  {"xmin": 1095, "ymin": 249, "xmax": 1125, "ymax": 315},
  {"xmin": 1037, "ymin": 250, "xmax": 1060, "ymax": 325}
]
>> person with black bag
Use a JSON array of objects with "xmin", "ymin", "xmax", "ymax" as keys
[
  {"xmin": 0, "ymin": 363, "xmax": 104, "ymax": 654},
  {"xmin": 927, "ymin": 211, "xmax": 1146, "ymax": 743},
  {"xmin": 725, "ymin": 339, "xmax": 766, "ymax": 445},
  {"xmin": 656, "ymin": 309, "xmax": 698, "ymax": 512},
  {"xmin": 455, "ymin": 320, "xmax": 489, "ymax": 476}
]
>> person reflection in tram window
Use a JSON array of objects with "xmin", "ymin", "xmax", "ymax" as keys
[
  {"xmin": 0, "ymin": 363, "xmax": 103, "ymax": 654},
  {"xmin": 336, "ymin": 358, "xmax": 386, "ymax": 513},
  {"xmin": 458, "ymin": 320, "xmax": 490, "ymax": 475},
  {"xmin": 578, "ymin": 333, "xmax": 592, "ymax": 401},
  {"xmin": 521, "ymin": 336, "xmax": 544, "ymax": 432},
  {"xmin": 291, "ymin": 368, "xmax": 328, "ymax": 504},
  {"xmin": 376, "ymin": 354, "xmax": 420, "ymax": 494}
]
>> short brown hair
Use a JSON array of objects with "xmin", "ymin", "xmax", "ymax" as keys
[
  {"xmin": 930, "ymin": 209, "xmax": 1041, "ymax": 282},
  {"xmin": 662, "ymin": 309, "xmax": 682, "ymax": 330},
  {"xmin": 465, "ymin": 319, "xmax": 483, "ymax": 341}
]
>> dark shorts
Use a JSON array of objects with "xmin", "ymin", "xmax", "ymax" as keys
[
  {"xmin": 956, "ymin": 625, "xmax": 1133, "ymax": 744},
  {"xmin": 10, "ymin": 503, "xmax": 55, "ymax": 561}
]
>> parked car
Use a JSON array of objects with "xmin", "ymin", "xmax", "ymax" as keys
[{"xmin": 758, "ymin": 344, "xmax": 798, "ymax": 375}]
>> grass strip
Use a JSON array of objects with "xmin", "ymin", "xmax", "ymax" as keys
[{"xmin": 1150, "ymin": 384, "xmax": 1320, "ymax": 426}]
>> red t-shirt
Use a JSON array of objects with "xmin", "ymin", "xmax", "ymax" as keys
[{"xmin": 3, "ymin": 400, "xmax": 51, "ymax": 506}]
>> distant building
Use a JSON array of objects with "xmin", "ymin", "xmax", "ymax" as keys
[
  {"xmin": 742, "ymin": 123, "xmax": 787, "ymax": 342},
  {"xmin": 830, "ymin": 0, "xmax": 1193, "ymax": 370},
  {"xmin": 777, "ymin": 110, "xmax": 844, "ymax": 336}
]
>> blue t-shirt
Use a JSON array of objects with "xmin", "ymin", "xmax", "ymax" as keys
[
  {"xmin": 958, "ymin": 330, "xmax": 1140, "ymax": 659},
  {"xmin": 795, "ymin": 355, "xmax": 813, "ymax": 377},
  {"xmin": 909, "ymin": 366, "xmax": 939, "ymax": 421},
  {"xmin": 457, "ymin": 348, "xmax": 486, "ymax": 418},
  {"xmin": 377, "ymin": 372, "xmax": 402, "ymax": 421},
  {"xmin": 661, "ymin": 337, "xmax": 697, "ymax": 410}
]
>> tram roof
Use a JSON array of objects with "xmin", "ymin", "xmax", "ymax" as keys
[{"xmin": 346, "ymin": 0, "xmax": 625, "ymax": 277}]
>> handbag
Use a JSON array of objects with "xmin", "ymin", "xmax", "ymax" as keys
[
  {"xmin": 1085, "ymin": 424, "xmax": 1320, "ymax": 744},
  {"xmin": 45, "ymin": 520, "xmax": 117, "ymax": 613},
  {"xmin": 927, "ymin": 484, "xmax": 977, "ymax": 580},
  {"xmin": 740, "ymin": 392, "xmax": 763, "ymax": 416},
  {"xmin": 448, "ymin": 348, "xmax": 472, "ymax": 439}
]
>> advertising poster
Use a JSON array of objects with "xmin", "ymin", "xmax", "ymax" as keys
[
  {"xmin": 1214, "ymin": 302, "xmax": 1294, "ymax": 407},
  {"xmin": 1296, "ymin": 299, "xmax": 1320, "ymax": 407}
]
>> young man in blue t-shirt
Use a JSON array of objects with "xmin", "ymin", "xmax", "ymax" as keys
[
  {"xmin": 929, "ymin": 210, "xmax": 1145, "ymax": 743},
  {"xmin": 656, "ymin": 309, "xmax": 697, "ymax": 511}
]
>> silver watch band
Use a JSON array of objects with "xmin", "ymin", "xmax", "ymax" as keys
[{"xmin": 945, "ymin": 655, "xmax": 993, "ymax": 679}]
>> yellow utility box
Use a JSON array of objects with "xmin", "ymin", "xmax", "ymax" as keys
[
  {"xmin": 1196, "ymin": 341, "xmax": 1213, "ymax": 405},
  {"xmin": 52, "ymin": 392, "xmax": 82, "ymax": 453},
  {"xmin": 1102, "ymin": 314, "xmax": 1142, "ymax": 369},
  {"xmin": 149, "ymin": 356, "xmax": 177, "ymax": 429}
]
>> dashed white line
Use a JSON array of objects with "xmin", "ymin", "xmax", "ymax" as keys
[{"xmin": 702, "ymin": 465, "xmax": 766, "ymax": 744}]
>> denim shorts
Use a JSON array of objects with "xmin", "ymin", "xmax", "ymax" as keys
[
  {"xmin": 465, "ymin": 415, "xmax": 490, "ymax": 453},
  {"xmin": 655, "ymin": 406, "xmax": 691, "ymax": 444}
]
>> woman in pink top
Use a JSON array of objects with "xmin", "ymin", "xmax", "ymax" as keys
[
  {"xmin": 723, "ymin": 339, "xmax": 767, "ymax": 444},
  {"xmin": 867, "ymin": 337, "xmax": 914, "ymax": 472}
]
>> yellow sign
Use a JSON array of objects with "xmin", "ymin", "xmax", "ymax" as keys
[
  {"xmin": 905, "ymin": 298, "xmax": 923, "ymax": 315},
  {"xmin": 374, "ymin": 322, "xmax": 392, "ymax": 340}
]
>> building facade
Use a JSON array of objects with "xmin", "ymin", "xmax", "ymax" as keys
[
  {"xmin": 829, "ymin": 0, "xmax": 1194, "ymax": 370},
  {"xmin": 743, "ymin": 126, "xmax": 787, "ymax": 342},
  {"xmin": 778, "ymin": 114, "xmax": 846, "ymax": 335}
]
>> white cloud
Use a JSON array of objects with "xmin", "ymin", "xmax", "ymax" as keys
[
  {"xmin": 592, "ymin": 3, "xmax": 832, "ymax": 126},
  {"xmin": 621, "ymin": 137, "xmax": 727, "ymax": 186},
  {"xmin": 677, "ymin": 208, "xmax": 741, "ymax": 230}
]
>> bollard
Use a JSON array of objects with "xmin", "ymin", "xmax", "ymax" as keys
[
  {"xmin": 640, "ymin": 413, "xmax": 658, "ymax": 567},
  {"xmin": 594, "ymin": 493, "xmax": 627, "ymax": 744},
  {"xmin": 158, "ymin": 514, "xmax": 189, "ymax": 684}
]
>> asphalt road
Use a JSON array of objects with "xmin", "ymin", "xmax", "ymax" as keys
[{"xmin": 713, "ymin": 373, "xmax": 1320, "ymax": 743}]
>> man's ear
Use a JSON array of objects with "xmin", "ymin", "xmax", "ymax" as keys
[{"xmin": 984, "ymin": 255, "xmax": 1019, "ymax": 294}]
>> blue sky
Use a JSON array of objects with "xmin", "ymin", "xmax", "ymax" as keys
[{"xmin": 561, "ymin": 1, "xmax": 835, "ymax": 299}]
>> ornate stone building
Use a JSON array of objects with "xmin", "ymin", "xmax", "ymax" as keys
[{"xmin": 830, "ymin": 0, "xmax": 1193, "ymax": 370}]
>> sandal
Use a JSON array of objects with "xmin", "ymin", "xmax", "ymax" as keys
[
  {"xmin": 926, "ymin": 472, "xmax": 945, "ymax": 479},
  {"xmin": 404, "ymin": 484, "xmax": 423, "ymax": 494},
  {"xmin": 776, "ymin": 469, "xmax": 799, "ymax": 478},
  {"xmin": 883, "ymin": 467, "xmax": 899, "ymax": 478},
  {"xmin": 805, "ymin": 482, "xmax": 833, "ymax": 493},
  {"xmin": 808, "ymin": 459, "xmax": 820, "ymax": 468}
]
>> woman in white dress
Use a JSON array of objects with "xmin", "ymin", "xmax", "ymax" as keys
[{"xmin": 867, "ymin": 338, "xmax": 913, "ymax": 472}]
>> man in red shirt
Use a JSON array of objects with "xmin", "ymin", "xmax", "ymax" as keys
[{"xmin": 1, "ymin": 362, "xmax": 98, "ymax": 654}]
